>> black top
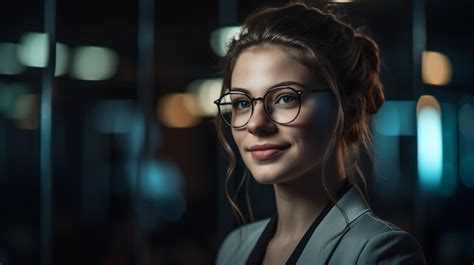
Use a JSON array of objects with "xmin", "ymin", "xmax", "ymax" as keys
[{"xmin": 246, "ymin": 180, "xmax": 353, "ymax": 265}]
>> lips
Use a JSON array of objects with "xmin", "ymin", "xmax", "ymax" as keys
[{"xmin": 247, "ymin": 143, "xmax": 290, "ymax": 161}]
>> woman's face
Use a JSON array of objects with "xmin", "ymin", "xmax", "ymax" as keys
[{"xmin": 230, "ymin": 45, "xmax": 337, "ymax": 185}]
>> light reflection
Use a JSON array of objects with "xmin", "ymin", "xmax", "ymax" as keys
[
  {"xmin": 459, "ymin": 101, "xmax": 474, "ymax": 187},
  {"xmin": 422, "ymin": 51, "xmax": 452, "ymax": 86},
  {"xmin": 186, "ymin": 78, "xmax": 223, "ymax": 116},
  {"xmin": 15, "ymin": 94, "xmax": 40, "ymax": 130},
  {"xmin": 210, "ymin": 26, "xmax": 241, "ymax": 57},
  {"xmin": 70, "ymin": 46, "xmax": 119, "ymax": 81},
  {"xmin": 17, "ymin": 32, "xmax": 48, "ymax": 68},
  {"xmin": 416, "ymin": 95, "xmax": 443, "ymax": 191},
  {"xmin": 0, "ymin": 83, "xmax": 29, "ymax": 119},
  {"xmin": 0, "ymin": 42, "xmax": 25, "ymax": 75},
  {"xmin": 157, "ymin": 93, "xmax": 201, "ymax": 128},
  {"xmin": 17, "ymin": 32, "xmax": 69, "ymax": 76},
  {"xmin": 458, "ymin": 103, "xmax": 474, "ymax": 141}
]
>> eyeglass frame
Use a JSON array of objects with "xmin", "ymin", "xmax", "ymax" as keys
[{"xmin": 214, "ymin": 85, "xmax": 331, "ymax": 128}]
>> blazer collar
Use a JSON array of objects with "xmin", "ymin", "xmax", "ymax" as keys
[{"xmin": 296, "ymin": 186, "xmax": 372, "ymax": 265}]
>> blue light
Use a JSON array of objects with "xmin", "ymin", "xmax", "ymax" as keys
[
  {"xmin": 210, "ymin": 26, "xmax": 242, "ymax": 57},
  {"xmin": 126, "ymin": 159, "xmax": 186, "ymax": 223},
  {"xmin": 373, "ymin": 101, "xmax": 417, "ymax": 136},
  {"xmin": 460, "ymin": 154, "xmax": 474, "ymax": 187},
  {"xmin": 417, "ymin": 106, "xmax": 443, "ymax": 191},
  {"xmin": 373, "ymin": 101, "xmax": 401, "ymax": 136},
  {"xmin": 459, "ymin": 102, "xmax": 474, "ymax": 187},
  {"xmin": 71, "ymin": 46, "xmax": 119, "ymax": 80},
  {"xmin": 439, "ymin": 103, "xmax": 457, "ymax": 197},
  {"xmin": 458, "ymin": 103, "xmax": 474, "ymax": 140},
  {"xmin": 0, "ymin": 42, "xmax": 25, "ymax": 75},
  {"xmin": 17, "ymin": 32, "xmax": 69, "ymax": 76}
]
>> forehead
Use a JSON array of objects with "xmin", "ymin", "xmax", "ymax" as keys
[{"xmin": 230, "ymin": 45, "xmax": 315, "ymax": 95}]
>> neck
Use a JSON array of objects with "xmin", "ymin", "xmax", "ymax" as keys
[{"xmin": 272, "ymin": 153, "xmax": 345, "ymax": 242}]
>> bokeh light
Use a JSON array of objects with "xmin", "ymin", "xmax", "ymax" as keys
[
  {"xmin": 374, "ymin": 101, "xmax": 401, "ymax": 136},
  {"xmin": 14, "ymin": 94, "xmax": 40, "ymax": 130},
  {"xmin": 439, "ymin": 103, "xmax": 457, "ymax": 197},
  {"xmin": 55, "ymin": 43, "xmax": 69, "ymax": 76},
  {"xmin": 70, "ymin": 46, "xmax": 119, "ymax": 81},
  {"xmin": 186, "ymin": 78, "xmax": 223, "ymax": 117},
  {"xmin": 17, "ymin": 32, "xmax": 69, "ymax": 76},
  {"xmin": 416, "ymin": 95, "xmax": 443, "ymax": 191},
  {"xmin": 17, "ymin": 32, "xmax": 49, "ymax": 68},
  {"xmin": 210, "ymin": 26, "xmax": 241, "ymax": 57},
  {"xmin": 458, "ymin": 103, "xmax": 474, "ymax": 141},
  {"xmin": 460, "ymin": 154, "xmax": 474, "ymax": 187},
  {"xmin": 127, "ymin": 159, "xmax": 186, "ymax": 228},
  {"xmin": 0, "ymin": 82, "xmax": 29, "ymax": 119},
  {"xmin": 422, "ymin": 51, "xmax": 452, "ymax": 86},
  {"xmin": 458, "ymin": 102, "xmax": 474, "ymax": 187},
  {"xmin": 156, "ymin": 93, "xmax": 201, "ymax": 128},
  {"xmin": 0, "ymin": 42, "xmax": 26, "ymax": 75}
]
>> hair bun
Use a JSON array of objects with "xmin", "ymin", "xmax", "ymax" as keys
[
  {"xmin": 359, "ymin": 35, "xmax": 384, "ymax": 115},
  {"xmin": 344, "ymin": 34, "xmax": 385, "ymax": 117}
]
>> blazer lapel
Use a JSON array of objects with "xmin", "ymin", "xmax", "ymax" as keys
[{"xmin": 296, "ymin": 187, "xmax": 371, "ymax": 265}]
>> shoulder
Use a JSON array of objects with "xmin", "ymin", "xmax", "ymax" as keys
[
  {"xmin": 216, "ymin": 218, "xmax": 270, "ymax": 265},
  {"xmin": 334, "ymin": 210, "xmax": 426, "ymax": 265}
]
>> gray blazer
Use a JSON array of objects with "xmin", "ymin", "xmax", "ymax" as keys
[{"xmin": 216, "ymin": 187, "xmax": 426, "ymax": 265}]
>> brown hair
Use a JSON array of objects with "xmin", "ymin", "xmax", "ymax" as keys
[{"xmin": 215, "ymin": 1, "xmax": 385, "ymax": 225}]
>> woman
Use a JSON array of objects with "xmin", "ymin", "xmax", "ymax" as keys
[{"xmin": 213, "ymin": 2, "xmax": 426, "ymax": 265}]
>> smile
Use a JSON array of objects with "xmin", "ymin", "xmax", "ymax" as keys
[{"xmin": 247, "ymin": 143, "xmax": 290, "ymax": 161}]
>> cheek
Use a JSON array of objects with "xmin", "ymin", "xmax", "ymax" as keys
[
  {"xmin": 231, "ymin": 129, "xmax": 246, "ymax": 153},
  {"xmin": 292, "ymin": 97, "xmax": 337, "ymax": 152}
]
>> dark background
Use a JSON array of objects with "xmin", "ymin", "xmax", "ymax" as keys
[{"xmin": 0, "ymin": 0, "xmax": 473, "ymax": 264}]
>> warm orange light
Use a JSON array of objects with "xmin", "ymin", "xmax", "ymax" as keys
[
  {"xmin": 156, "ymin": 93, "xmax": 201, "ymax": 128},
  {"xmin": 15, "ymin": 94, "xmax": 40, "ymax": 129},
  {"xmin": 422, "ymin": 51, "xmax": 452, "ymax": 86}
]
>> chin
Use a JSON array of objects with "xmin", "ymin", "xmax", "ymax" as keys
[
  {"xmin": 251, "ymin": 174, "xmax": 279, "ymax": 185},
  {"xmin": 247, "ymin": 165, "xmax": 292, "ymax": 185}
]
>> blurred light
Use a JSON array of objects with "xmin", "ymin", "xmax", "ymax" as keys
[
  {"xmin": 458, "ymin": 103, "xmax": 474, "ymax": 141},
  {"xmin": 459, "ymin": 101, "xmax": 474, "ymax": 187},
  {"xmin": 439, "ymin": 103, "xmax": 457, "ymax": 197},
  {"xmin": 460, "ymin": 153, "xmax": 474, "ymax": 187},
  {"xmin": 91, "ymin": 99, "xmax": 160, "ymax": 157},
  {"xmin": 17, "ymin": 32, "xmax": 48, "ymax": 67},
  {"xmin": 15, "ymin": 94, "xmax": 40, "ymax": 129},
  {"xmin": 157, "ymin": 93, "xmax": 201, "ymax": 128},
  {"xmin": 127, "ymin": 159, "xmax": 186, "ymax": 223},
  {"xmin": 0, "ymin": 82, "xmax": 15, "ymax": 114},
  {"xmin": 422, "ymin": 51, "xmax": 452, "ymax": 86},
  {"xmin": 55, "ymin": 43, "xmax": 69, "ymax": 76},
  {"xmin": 373, "ymin": 101, "xmax": 417, "ymax": 136},
  {"xmin": 330, "ymin": 0, "xmax": 355, "ymax": 2},
  {"xmin": 186, "ymin": 78, "xmax": 223, "ymax": 116},
  {"xmin": 374, "ymin": 102, "xmax": 400, "ymax": 136},
  {"xmin": 82, "ymin": 101, "xmax": 160, "ymax": 223},
  {"xmin": 17, "ymin": 32, "xmax": 69, "ymax": 76},
  {"xmin": 139, "ymin": 160, "xmax": 184, "ymax": 201},
  {"xmin": 0, "ymin": 83, "xmax": 29, "ymax": 118},
  {"xmin": 93, "ymin": 100, "xmax": 138, "ymax": 134},
  {"xmin": 210, "ymin": 26, "xmax": 241, "ymax": 57},
  {"xmin": 416, "ymin": 95, "xmax": 443, "ymax": 191},
  {"xmin": 0, "ymin": 42, "xmax": 25, "ymax": 75},
  {"xmin": 71, "ymin": 46, "xmax": 119, "ymax": 80}
]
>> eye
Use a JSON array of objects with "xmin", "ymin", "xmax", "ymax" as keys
[
  {"xmin": 232, "ymin": 99, "xmax": 251, "ymax": 110},
  {"xmin": 275, "ymin": 94, "xmax": 297, "ymax": 105}
]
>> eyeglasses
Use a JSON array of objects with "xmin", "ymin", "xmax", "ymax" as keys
[{"xmin": 214, "ymin": 86, "xmax": 331, "ymax": 128}]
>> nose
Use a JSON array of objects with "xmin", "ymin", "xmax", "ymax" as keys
[{"xmin": 246, "ymin": 100, "xmax": 277, "ymax": 135}]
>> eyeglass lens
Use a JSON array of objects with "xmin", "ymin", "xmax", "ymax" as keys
[{"xmin": 218, "ymin": 87, "xmax": 301, "ymax": 127}]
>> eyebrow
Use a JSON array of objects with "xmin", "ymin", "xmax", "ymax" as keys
[{"xmin": 230, "ymin": 81, "xmax": 309, "ymax": 93}]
